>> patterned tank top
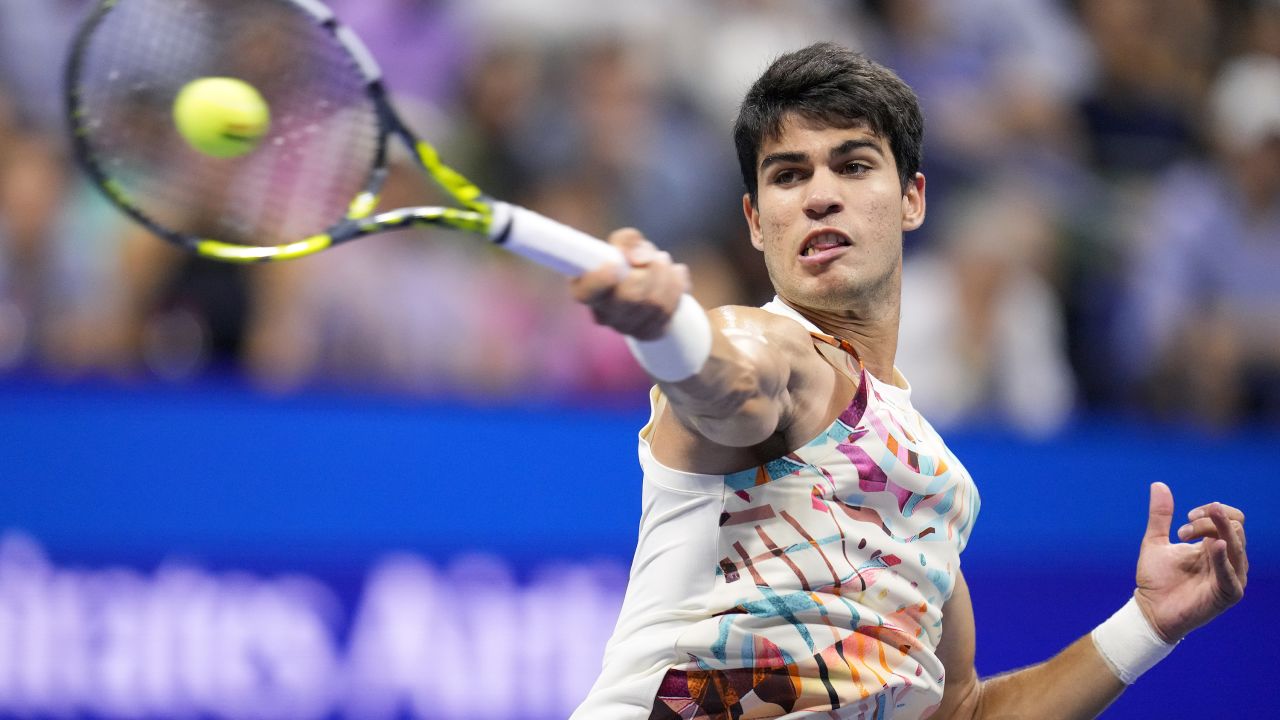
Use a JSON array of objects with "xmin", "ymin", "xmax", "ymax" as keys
[{"xmin": 570, "ymin": 300, "xmax": 980, "ymax": 720}]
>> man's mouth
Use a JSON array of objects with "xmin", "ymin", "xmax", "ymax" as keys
[{"xmin": 800, "ymin": 231, "xmax": 852, "ymax": 257}]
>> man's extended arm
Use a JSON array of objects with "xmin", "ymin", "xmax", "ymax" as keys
[
  {"xmin": 570, "ymin": 229, "xmax": 826, "ymax": 449},
  {"xmin": 932, "ymin": 483, "xmax": 1248, "ymax": 720}
]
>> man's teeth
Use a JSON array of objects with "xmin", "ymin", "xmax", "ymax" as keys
[{"xmin": 803, "ymin": 234, "xmax": 850, "ymax": 256}]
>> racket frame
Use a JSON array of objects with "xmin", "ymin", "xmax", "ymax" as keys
[
  {"xmin": 65, "ymin": 0, "xmax": 497, "ymax": 264},
  {"xmin": 65, "ymin": 0, "xmax": 714, "ymax": 381}
]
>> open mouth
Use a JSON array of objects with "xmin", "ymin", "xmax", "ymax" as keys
[{"xmin": 800, "ymin": 231, "xmax": 852, "ymax": 257}]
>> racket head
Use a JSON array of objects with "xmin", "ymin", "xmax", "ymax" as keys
[{"xmin": 65, "ymin": 0, "xmax": 407, "ymax": 262}]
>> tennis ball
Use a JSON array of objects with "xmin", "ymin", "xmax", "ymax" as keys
[{"xmin": 172, "ymin": 77, "xmax": 271, "ymax": 158}]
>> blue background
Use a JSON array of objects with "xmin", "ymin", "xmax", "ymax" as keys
[{"xmin": 2, "ymin": 377, "xmax": 1276, "ymax": 718}]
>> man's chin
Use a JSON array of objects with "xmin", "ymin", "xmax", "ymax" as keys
[{"xmin": 779, "ymin": 272, "xmax": 898, "ymax": 313}]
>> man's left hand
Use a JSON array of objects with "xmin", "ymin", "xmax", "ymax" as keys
[{"xmin": 1133, "ymin": 481, "xmax": 1247, "ymax": 642}]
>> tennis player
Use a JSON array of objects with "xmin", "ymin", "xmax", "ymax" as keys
[{"xmin": 569, "ymin": 43, "xmax": 1248, "ymax": 720}]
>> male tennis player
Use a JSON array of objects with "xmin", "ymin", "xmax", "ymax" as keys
[{"xmin": 569, "ymin": 43, "xmax": 1248, "ymax": 719}]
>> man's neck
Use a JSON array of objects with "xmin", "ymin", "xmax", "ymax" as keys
[{"xmin": 778, "ymin": 296, "xmax": 901, "ymax": 384}]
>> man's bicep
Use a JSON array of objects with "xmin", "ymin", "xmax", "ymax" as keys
[{"xmin": 931, "ymin": 570, "xmax": 981, "ymax": 720}]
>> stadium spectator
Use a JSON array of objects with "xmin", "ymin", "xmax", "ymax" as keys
[{"xmin": 1118, "ymin": 54, "xmax": 1280, "ymax": 426}]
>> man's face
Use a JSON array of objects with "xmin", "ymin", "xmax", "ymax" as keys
[{"xmin": 743, "ymin": 113, "xmax": 925, "ymax": 312}]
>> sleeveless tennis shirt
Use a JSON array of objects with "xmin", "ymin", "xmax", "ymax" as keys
[{"xmin": 571, "ymin": 299, "xmax": 980, "ymax": 720}]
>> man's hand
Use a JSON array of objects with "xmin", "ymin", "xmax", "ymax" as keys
[
  {"xmin": 1134, "ymin": 481, "xmax": 1248, "ymax": 642},
  {"xmin": 570, "ymin": 228, "xmax": 689, "ymax": 341}
]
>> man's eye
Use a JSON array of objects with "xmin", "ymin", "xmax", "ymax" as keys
[
  {"xmin": 843, "ymin": 162, "xmax": 870, "ymax": 175},
  {"xmin": 774, "ymin": 169, "xmax": 799, "ymax": 184}
]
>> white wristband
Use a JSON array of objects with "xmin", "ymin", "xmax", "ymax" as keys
[
  {"xmin": 1090, "ymin": 597, "xmax": 1177, "ymax": 684},
  {"xmin": 623, "ymin": 294, "xmax": 713, "ymax": 382}
]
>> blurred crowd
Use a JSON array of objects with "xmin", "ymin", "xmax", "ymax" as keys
[{"xmin": 0, "ymin": 0, "xmax": 1277, "ymax": 434}]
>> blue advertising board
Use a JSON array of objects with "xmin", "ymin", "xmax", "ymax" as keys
[{"xmin": 1, "ymin": 378, "xmax": 1275, "ymax": 718}]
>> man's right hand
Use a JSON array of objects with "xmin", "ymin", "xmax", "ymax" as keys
[{"xmin": 570, "ymin": 228, "xmax": 689, "ymax": 341}]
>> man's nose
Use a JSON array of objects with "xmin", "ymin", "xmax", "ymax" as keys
[{"xmin": 803, "ymin": 171, "xmax": 843, "ymax": 220}]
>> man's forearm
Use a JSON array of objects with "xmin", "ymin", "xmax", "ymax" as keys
[{"xmin": 972, "ymin": 634, "xmax": 1125, "ymax": 720}]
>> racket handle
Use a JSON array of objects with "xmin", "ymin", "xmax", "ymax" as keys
[{"xmin": 490, "ymin": 202, "xmax": 712, "ymax": 382}]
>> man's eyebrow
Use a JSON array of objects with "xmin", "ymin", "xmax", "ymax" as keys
[
  {"xmin": 831, "ymin": 138, "xmax": 884, "ymax": 159},
  {"xmin": 759, "ymin": 151, "xmax": 808, "ymax": 172},
  {"xmin": 759, "ymin": 139, "xmax": 885, "ymax": 172}
]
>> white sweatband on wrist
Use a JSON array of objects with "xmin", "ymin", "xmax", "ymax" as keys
[
  {"xmin": 1090, "ymin": 597, "xmax": 1177, "ymax": 684},
  {"xmin": 624, "ymin": 294, "xmax": 713, "ymax": 382}
]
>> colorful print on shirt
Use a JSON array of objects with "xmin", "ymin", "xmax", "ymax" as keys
[{"xmin": 653, "ymin": 334, "xmax": 980, "ymax": 720}]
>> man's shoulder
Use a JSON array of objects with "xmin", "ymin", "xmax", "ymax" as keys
[
  {"xmin": 707, "ymin": 303, "xmax": 829, "ymax": 382},
  {"xmin": 708, "ymin": 303, "xmax": 816, "ymax": 345}
]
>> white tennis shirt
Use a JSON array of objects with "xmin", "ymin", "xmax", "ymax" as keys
[{"xmin": 573, "ymin": 299, "xmax": 980, "ymax": 719}]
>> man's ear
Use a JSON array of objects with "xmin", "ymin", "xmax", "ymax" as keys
[
  {"xmin": 902, "ymin": 172, "xmax": 926, "ymax": 231},
  {"xmin": 743, "ymin": 193, "xmax": 765, "ymax": 251}
]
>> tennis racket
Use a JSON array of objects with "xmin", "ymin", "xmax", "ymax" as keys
[{"xmin": 64, "ymin": 0, "xmax": 710, "ymax": 381}]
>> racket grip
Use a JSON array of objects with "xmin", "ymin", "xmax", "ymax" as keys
[
  {"xmin": 491, "ymin": 202, "xmax": 712, "ymax": 382},
  {"xmin": 490, "ymin": 202, "xmax": 626, "ymax": 275}
]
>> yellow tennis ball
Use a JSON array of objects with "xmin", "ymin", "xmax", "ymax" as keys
[{"xmin": 172, "ymin": 77, "xmax": 271, "ymax": 158}]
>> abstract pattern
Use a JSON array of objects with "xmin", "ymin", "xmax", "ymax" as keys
[{"xmin": 653, "ymin": 332, "xmax": 980, "ymax": 719}]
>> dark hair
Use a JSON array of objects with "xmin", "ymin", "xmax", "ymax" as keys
[{"xmin": 733, "ymin": 42, "xmax": 924, "ymax": 202}]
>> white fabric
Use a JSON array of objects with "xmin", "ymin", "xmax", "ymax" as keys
[
  {"xmin": 568, "ymin": 392, "xmax": 723, "ymax": 718},
  {"xmin": 573, "ymin": 299, "xmax": 981, "ymax": 719},
  {"xmin": 1091, "ymin": 597, "xmax": 1177, "ymax": 685}
]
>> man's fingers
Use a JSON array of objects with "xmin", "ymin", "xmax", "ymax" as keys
[
  {"xmin": 581, "ymin": 262, "xmax": 686, "ymax": 340},
  {"xmin": 606, "ymin": 227, "xmax": 646, "ymax": 250},
  {"xmin": 1210, "ymin": 505, "xmax": 1249, "ymax": 585},
  {"xmin": 572, "ymin": 233, "xmax": 668, "ymax": 306},
  {"xmin": 1236, "ymin": 521, "xmax": 1249, "ymax": 582},
  {"xmin": 1177, "ymin": 500, "xmax": 1249, "ymax": 583},
  {"xmin": 625, "ymin": 241, "xmax": 658, "ymax": 266},
  {"xmin": 621, "ymin": 262, "xmax": 688, "ymax": 340},
  {"xmin": 607, "ymin": 227, "xmax": 664, "ymax": 267},
  {"xmin": 1144, "ymin": 481, "xmax": 1175, "ymax": 544},
  {"xmin": 1209, "ymin": 538, "xmax": 1245, "ymax": 605},
  {"xmin": 571, "ymin": 263, "xmax": 625, "ymax": 304},
  {"xmin": 1188, "ymin": 502, "xmax": 1244, "ymax": 524},
  {"xmin": 1177, "ymin": 517, "xmax": 1244, "ymax": 542},
  {"xmin": 613, "ymin": 252, "xmax": 671, "ymax": 301},
  {"xmin": 578, "ymin": 229, "xmax": 690, "ymax": 341}
]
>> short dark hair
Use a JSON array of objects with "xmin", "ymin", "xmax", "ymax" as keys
[{"xmin": 733, "ymin": 43, "xmax": 924, "ymax": 202}]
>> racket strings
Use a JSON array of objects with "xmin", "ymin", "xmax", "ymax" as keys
[{"xmin": 74, "ymin": 0, "xmax": 381, "ymax": 247}]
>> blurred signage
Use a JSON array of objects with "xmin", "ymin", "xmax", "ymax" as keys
[{"xmin": 0, "ymin": 533, "xmax": 626, "ymax": 720}]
